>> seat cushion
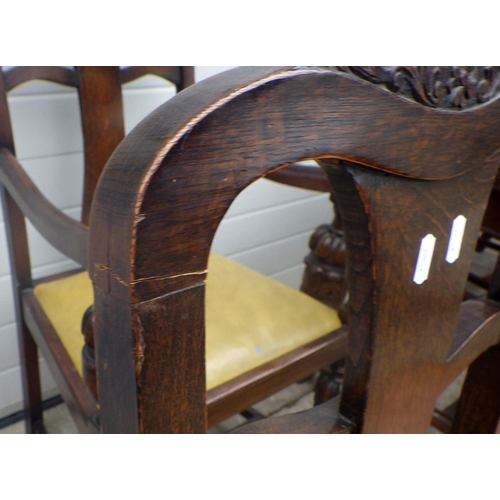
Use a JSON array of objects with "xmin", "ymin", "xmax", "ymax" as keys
[{"xmin": 33, "ymin": 253, "xmax": 341, "ymax": 390}]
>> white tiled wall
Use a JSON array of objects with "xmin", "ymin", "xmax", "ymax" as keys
[{"xmin": 0, "ymin": 67, "xmax": 333, "ymax": 419}]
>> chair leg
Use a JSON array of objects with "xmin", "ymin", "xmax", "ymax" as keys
[
  {"xmin": 450, "ymin": 343, "xmax": 500, "ymax": 433},
  {"xmin": 17, "ymin": 319, "xmax": 45, "ymax": 433}
]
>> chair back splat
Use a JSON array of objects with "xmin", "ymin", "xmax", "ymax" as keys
[{"xmin": 88, "ymin": 67, "xmax": 500, "ymax": 433}]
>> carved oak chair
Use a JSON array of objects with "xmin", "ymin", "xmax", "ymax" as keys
[
  {"xmin": 0, "ymin": 66, "xmax": 346, "ymax": 433},
  {"xmin": 4, "ymin": 66, "xmax": 500, "ymax": 433},
  {"xmin": 88, "ymin": 66, "xmax": 500, "ymax": 433}
]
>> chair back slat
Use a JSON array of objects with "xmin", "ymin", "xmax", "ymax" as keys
[{"xmin": 77, "ymin": 67, "xmax": 126, "ymax": 224}]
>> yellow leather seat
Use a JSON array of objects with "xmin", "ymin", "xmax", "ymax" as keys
[{"xmin": 33, "ymin": 253, "xmax": 341, "ymax": 390}]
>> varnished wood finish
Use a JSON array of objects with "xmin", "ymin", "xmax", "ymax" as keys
[
  {"xmin": 0, "ymin": 150, "xmax": 88, "ymax": 267},
  {"xmin": 328, "ymin": 158, "xmax": 499, "ymax": 433},
  {"xmin": 450, "ymin": 344, "xmax": 500, "ymax": 433},
  {"xmin": 5, "ymin": 65, "xmax": 500, "ymax": 433},
  {"xmin": 89, "ymin": 66, "xmax": 500, "ymax": 433},
  {"xmin": 81, "ymin": 306, "xmax": 98, "ymax": 400},
  {"xmin": 77, "ymin": 67, "xmax": 126, "ymax": 225},
  {"xmin": 266, "ymin": 163, "xmax": 331, "ymax": 192},
  {"xmin": 0, "ymin": 66, "xmax": 194, "ymax": 433},
  {"xmin": 0, "ymin": 71, "xmax": 43, "ymax": 433}
]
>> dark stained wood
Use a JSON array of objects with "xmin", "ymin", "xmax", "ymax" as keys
[
  {"xmin": 88, "ymin": 66, "xmax": 500, "ymax": 433},
  {"xmin": 5, "ymin": 65, "xmax": 500, "ymax": 433},
  {"xmin": 2, "ymin": 194, "xmax": 44, "ymax": 433},
  {"xmin": 179, "ymin": 67, "xmax": 195, "ymax": 90},
  {"xmin": 92, "ymin": 286, "xmax": 140, "ymax": 433},
  {"xmin": 135, "ymin": 286, "xmax": 207, "ymax": 433},
  {"xmin": 77, "ymin": 67, "xmax": 126, "ymax": 225},
  {"xmin": 3, "ymin": 66, "xmax": 78, "ymax": 91},
  {"xmin": 0, "ymin": 73, "xmax": 14, "ymax": 150},
  {"xmin": 90, "ymin": 67, "xmax": 500, "ymax": 303},
  {"xmin": 0, "ymin": 66, "xmax": 196, "ymax": 433},
  {"xmin": 328, "ymin": 157, "xmax": 499, "ymax": 433},
  {"xmin": 450, "ymin": 344, "xmax": 500, "ymax": 433},
  {"xmin": 0, "ymin": 150, "xmax": 88, "ymax": 267},
  {"xmin": 78, "ymin": 66, "xmax": 195, "ymax": 225},
  {"xmin": 266, "ymin": 163, "xmax": 331, "ymax": 192},
  {"xmin": 81, "ymin": 306, "xmax": 98, "ymax": 400}
]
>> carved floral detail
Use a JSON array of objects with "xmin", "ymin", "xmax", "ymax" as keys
[{"xmin": 322, "ymin": 67, "xmax": 500, "ymax": 110}]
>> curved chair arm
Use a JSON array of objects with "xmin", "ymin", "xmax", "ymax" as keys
[
  {"xmin": 265, "ymin": 163, "xmax": 331, "ymax": 192},
  {"xmin": 89, "ymin": 66, "xmax": 500, "ymax": 433},
  {"xmin": 0, "ymin": 149, "xmax": 88, "ymax": 267}
]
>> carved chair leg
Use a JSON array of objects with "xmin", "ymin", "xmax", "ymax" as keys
[
  {"xmin": 81, "ymin": 306, "xmax": 98, "ymax": 400},
  {"xmin": 300, "ymin": 194, "xmax": 349, "ymax": 405},
  {"xmin": 450, "ymin": 343, "xmax": 500, "ymax": 433}
]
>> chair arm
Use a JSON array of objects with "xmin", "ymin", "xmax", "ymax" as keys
[
  {"xmin": 0, "ymin": 148, "xmax": 88, "ymax": 267},
  {"xmin": 265, "ymin": 163, "xmax": 331, "ymax": 192}
]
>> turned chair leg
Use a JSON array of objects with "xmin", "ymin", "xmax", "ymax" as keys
[{"xmin": 300, "ymin": 194, "xmax": 349, "ymax": 405}]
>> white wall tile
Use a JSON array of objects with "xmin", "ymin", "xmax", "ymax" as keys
[
  {"xmin": 212, "ymin": 194, "xmax": 332, "ymax": 255},
  {"xmin": 123, "ymin": 86, "xmax": 177, "ymax": 133},
  {"xmin": 224, "ymin": 176, "xmax": 321, "ymax": 218},
  {"xmin": 269, "ymin": 265, "xmax": 305, "ymax": 289},
  {"xmin": 0, "ymin": 361, "xmax": 57, "ymax": 420},
  {"xmin": 8, "ymin": 92, "xmax": 82, "ymax": 160},
  {"xmin": 0, "ymin": 323, "xmax": 18, "ymax": 372},
  {"xmin": 229, "ymin": 231, "xmax": 311, "ymax": 276},
  {"xmin": 0, "ymin": 275, "xmax": 15, "ymax": 328}
]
